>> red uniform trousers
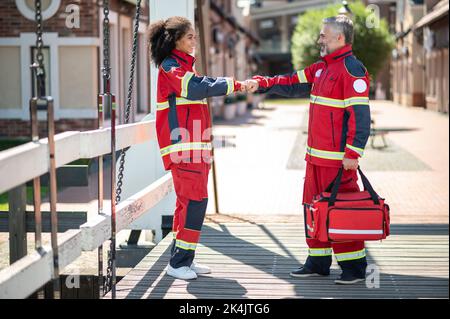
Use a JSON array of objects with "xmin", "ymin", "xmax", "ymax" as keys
[
  {"xmin": 302, "ymin": 163, "xmax": 367, "ymax": 276},
  {"xmin": 170, "ymin": 161, "xmax": 210, "ymax": 268}
]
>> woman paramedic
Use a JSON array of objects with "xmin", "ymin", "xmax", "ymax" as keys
[{"xmin": 148, "ymin": 16, "xmax": 246, "ymax": 280}]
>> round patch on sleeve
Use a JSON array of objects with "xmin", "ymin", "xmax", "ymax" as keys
[
  {"xmin": 353, "ymin": 79, "xmax": 367, "ymax": 93},
  {"xmin": 315, "ymin": 69, "xmax": 323, "ymax": 78}
]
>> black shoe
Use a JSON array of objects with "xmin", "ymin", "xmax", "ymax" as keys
[
  {"xmin": 290, "ymin": 267, "xmax": 329, "ymax": 278},
  {"xmin": 334, "ymin": 272, "xmax": 365, "ymax": 285}
]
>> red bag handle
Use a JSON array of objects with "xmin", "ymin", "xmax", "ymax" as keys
[{"xmin": 327, "ymin": 166, "xmax": 380, "ymax": 206}]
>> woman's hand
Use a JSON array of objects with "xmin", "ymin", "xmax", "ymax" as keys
[{"xmin": 245, "ymin": 79, "xmax": 259, "ymax": 93}]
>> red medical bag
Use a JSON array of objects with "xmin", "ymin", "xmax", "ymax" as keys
[{"xmin": 304, "ymin": 167, "xmax": 390, "ymax": 242}]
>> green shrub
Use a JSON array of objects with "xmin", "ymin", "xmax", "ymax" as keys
[{"xmin": 291, "ymin": 0, "xmax": 394, "ymax": 78}]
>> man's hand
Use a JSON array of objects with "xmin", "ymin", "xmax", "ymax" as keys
[
  {"xmin": 342, "ymin": 157, "xmax": 359, "ymax": 170},
  {"xmin": 245, "ymin": 79, "xmax": 259, "ymax": 93}
]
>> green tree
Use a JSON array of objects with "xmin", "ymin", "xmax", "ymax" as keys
[{"xmin": 291, "ymin": 1, "xmax": 394, "ymax": 78}]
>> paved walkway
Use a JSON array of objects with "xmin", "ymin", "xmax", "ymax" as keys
[{"xmin": 208, "ymin": 99, "xmax": 449, "ymax": 225}]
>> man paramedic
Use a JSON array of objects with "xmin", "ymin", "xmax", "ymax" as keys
[{"xmin": 246, "ymin": 15, "xmax": 371, "ymax": 285}]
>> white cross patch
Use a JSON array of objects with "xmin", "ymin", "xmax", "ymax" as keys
[{"xmin": 353, "ymin": 79, "xmax": 367, "ymax": 93}]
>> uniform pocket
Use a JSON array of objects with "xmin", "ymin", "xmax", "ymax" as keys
[
  {"xmin": 321, "ymin": 74, "xmax": 338, "ymax": 96},
  {"xmin": 172, "ymin": 163, "xmax": 207, "ymax": 201}
]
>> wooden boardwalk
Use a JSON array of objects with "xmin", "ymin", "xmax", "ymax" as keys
[{"xmin": 106, "ymin": 223, "xmax": 449, "ymax": 299}]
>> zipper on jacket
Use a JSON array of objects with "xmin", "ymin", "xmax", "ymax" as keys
[
  {"xmin": 308, "ymin": 68, "xmax": 328, "ymax": 160},
  {"xmin": 330, "ymin": 112, "xmax": 336, "ymax": 148}
]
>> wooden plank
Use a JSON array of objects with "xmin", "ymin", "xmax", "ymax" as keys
[
  {"xmin": 0, "ymin": 229, "xmax": 84, "ymax": 299},
  {"xmin": 116, "ymin": 173, "xmax": 174, "ymax": 232},
  {"xmin": 0, "ymin": 211, "xmax": 88, "ymax": 233},
  {"xmin": 0, "ymin": 246, "xmax": 53, "ymax": 299},
  {"xmin": 8, "ymin": 184, "xmax": 27, "ymax": 264},
  {"xmin": 0, "ymin": 121, "xmax": 155, "ymax": 194},
  {"xmin": 108, "ymin": 223, "xmax": 449, "ymax": 299}
]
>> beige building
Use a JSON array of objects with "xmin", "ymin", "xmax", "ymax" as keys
[
  {"xmin": 415, "ymin": 0, "xmax": 449, "ymax": 113},
  {"xmin": 391, "ymin": 0, "xmax": 427, "ymax": 107},
  {"xmin": 0, "ymin": 0, "xmax": 151, "ymax": 138},
  {"xmin": 391, "ymin": 0, "xmax": 448, "ymax": 113}
]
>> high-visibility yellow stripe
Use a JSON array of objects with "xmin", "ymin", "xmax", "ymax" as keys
[
  {"xmin": 344, "ymin": 97, "xmax": 370, "ymax": 107},
  {"xmin": 160, "ymin": 142, "xmax": 212, "ymax": 156},
  {"xmin": 308, "ymin": 248, "xmax": 333, "ymax": 257},
  {"xmin": 157, "ymin": 97, "xmax": 208, "ymax": 111},
  {"xmin": 226, "ymin": 77, "xmax": 234, "ymax": 95},
  {"xmin": 310, "ymin": 95, "xmax": 346, "ymax": 108},
  {"xmin": 181, "ymin": 72, "xmax": 195, "ymax": 97},
  {"xmin": 306, "ymin": 146, "xmax": 345, "ymax": 160},
  {"xmin": 346, "ymin": 144, "xmax": 364, "ymax": 157},
  {"xmin": 297, "ymin": 69, "xmax": 308, "ymax": 83},
  {"xmin": 335, "ymin": 249, "xmax": 366, "ymax": 262},
  {"xmin": 175, "ymin": 239, "xmax": 197, "ymax": 251},
  {"xmin": 310, "ymin": 95, "xmax": 370, "ymax": 108}
]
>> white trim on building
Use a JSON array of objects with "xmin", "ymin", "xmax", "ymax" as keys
[
  {"xmin": 15, "ymin": 0, "xmax": 61, "ymax": 21},
  {"xmin": 0, "ymin": 33, "xmax": 100, "ymax": 120}
]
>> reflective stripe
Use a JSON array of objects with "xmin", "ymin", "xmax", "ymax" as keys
[
  {"xmin": 335, "ymin": 249, "xmax": 366, "ymax": 262},
  {"xmin": 344, "ymin": 97, "xmax": 370, "ymax": 107},
  {"xmin": 175, "ymin": 239, "xmax": 197, "ymax": 251},
  {"xmin": 329, "ymin": 229, "xmax": 383, "ymax": 235},
  {"xmin": 310, "ymin": 95, "xmax": 370, "ymax": 108},
  {"xmin": 306, "ymin": 146, "xmax": 345, "ymax": 161},
  {"xmin": 308, "ymin": 248, "xmax": 333, "ymax": 257},
  {"xmin": 160, "ymin": 142, "xmax": 212, "ymax": 156},
  {"xmin": 311, "ymin": 95, "xmax": 346, "ymax": 108},
  {"xmin": 226, "ymin": 77, "xmax": 234, "ymax": 95},
  {"xmin": 157, "ymin": 97, "xmax": 208, "ymax": 111},
  {"xmin": 297, "ymin": 69, "xmax": 308, "ymax": 83},
  {"xmin": 181, "ymin": 71, "xmax": 195, "ymax": 97},
  {"xmin": 346, "ymin": 144, "xmax": 364, "ymax": 157},
  {"xmin": 307, "ymin": 224, "xmax": 314, "ymax": 233}
]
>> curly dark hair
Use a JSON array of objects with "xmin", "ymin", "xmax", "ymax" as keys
[{"xmin": 147, "ymin": 16, "xmax": 193, "ymax": 67}]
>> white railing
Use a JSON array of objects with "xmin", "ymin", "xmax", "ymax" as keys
[{"xmin": 0, "ymin": 120, "xmax": 174, "ymax": 299}]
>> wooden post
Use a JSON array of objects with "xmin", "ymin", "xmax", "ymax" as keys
[{"xmin": 8, "ymin": 184, "xmax": 27, "ymax": 264}]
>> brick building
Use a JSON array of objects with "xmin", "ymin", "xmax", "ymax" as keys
[{"xmin": 0, "ymin": 0, "xmax": 151, "ymax": 138}]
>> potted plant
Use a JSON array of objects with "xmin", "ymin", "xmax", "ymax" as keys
[
  {"xmin": 223, "ymin": 95, "xmax": 237, "ymax": 120},
  {"xmin": 210, "ymin": 96, "xmax": 223, "ymax": 119},
  {"xmin": 236, "ymin": 93, "xmax": 248, "ymax": 116}
]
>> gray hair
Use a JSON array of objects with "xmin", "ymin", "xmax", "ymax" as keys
[{"xmin": 322, "ymin": 15, "xmax": 354, "ymax": 44}]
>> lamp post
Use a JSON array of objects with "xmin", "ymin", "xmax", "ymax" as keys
[{"xmin": 338, "ymin": 0, "xmax": 353, "ymax": 18}]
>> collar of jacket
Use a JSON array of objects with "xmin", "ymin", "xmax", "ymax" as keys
[
  {"xmin": 171, "ymin": 49, "xmax": 196, "ymax": 67},
  {"xmin": 321, "ymin": 44, "xmax": 353, "ymax": 64}
]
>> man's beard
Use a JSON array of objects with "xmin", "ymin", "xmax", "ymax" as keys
[{"xmin": 320, "ymin": 45, "xmax": 328, "ymax": 57}]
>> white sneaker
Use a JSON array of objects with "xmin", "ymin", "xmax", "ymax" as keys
[
  {"xmin": 166, "ymin": 265, "xmax": 198, "ymax": 280},
  {"xmin": 190, "ymin": 261, "xmax": 211, "ymax": 275}
]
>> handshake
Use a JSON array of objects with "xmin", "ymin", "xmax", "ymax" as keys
[{"xmin": 237, "ymin": 79, "xmax": 259, "ymax": 93}]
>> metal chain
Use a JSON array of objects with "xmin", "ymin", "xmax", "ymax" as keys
[
  {"xmin": 103, "ymin": 0, "xmax": 142, "ymax": 296},
  {"xmin": 102, "ymin": 0, "xmax": 113, "ymax": 297},
  {"xmin": 115, "ymin": 0, "xmax": 141, "ymax": 204},
  {"xmin": 35, "ymin": 0, "xmax": 46, "ymax": 97},
  {"xmin": 102, "ymin": 0, "xmax": 111, "ymax": 83}
]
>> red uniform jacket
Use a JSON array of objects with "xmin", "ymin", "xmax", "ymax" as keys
[
  {"xmin": 254, "ymin": 45, "xmax": 371, "ymax": 168},
  {"xmin": 156, "ymin": 49, "xmax": 242, "ymax": 170}
]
